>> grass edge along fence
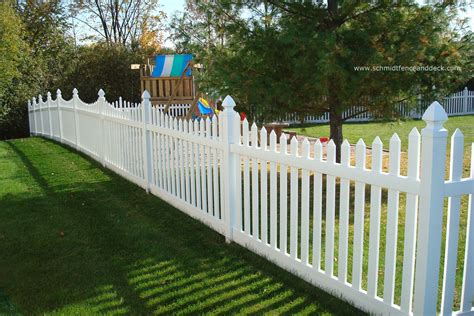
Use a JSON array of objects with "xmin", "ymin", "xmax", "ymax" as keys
[{"xmin": 28, "ymin": 89, "xmax": 473, "ymax": 315}]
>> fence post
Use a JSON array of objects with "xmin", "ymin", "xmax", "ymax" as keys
[
  {"xmin": 32, "ymin": 97, "xmax": 37, "ymax": 136},
  {"xmin": 97, "ymin": 89, "xmax": 106, "ymax": 167},
  {"xmin": 46, "ymin": 91, "xmax": 53, "ymax": 138},
  {"xmin": 141, "ymin": 90, "xmax": 153, "ymax": 192},
  {"xmin": 413, "ymin": 101, "xmax": 448, "ymax": 315},
  {"xmin": 38, "ymin": 95, "xmax": 44, "ymax": 135},
  {"xmin": 46, "ymin": 92, "xmax": 52, "ymax": 138},
  {"xmin": 57, "ymin": 89, "xmax": 63, "ymax": 143},
  {"xmin": 72, "ymin": 88, "xmax": 80, "ymax": 150},
  {"xmin": 220, "ymin": 95, "xmax": 241, "ymax": 243},
  {"xmin": 27, "ymin": 100, "xmax": 32, "ymax": 136},
  {"xmin": 462, "ymin": 86, "xmax": 468, "ymax": 114}
]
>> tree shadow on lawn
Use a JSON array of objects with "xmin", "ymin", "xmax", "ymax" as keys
[{"xmin": 0, "ymin": 139, "xmax": 365, "ymax": 315}]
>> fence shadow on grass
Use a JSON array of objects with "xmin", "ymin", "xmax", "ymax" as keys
[{"xmin": 0, "ymin": 138, "xmax": 365, "ymax": 315}]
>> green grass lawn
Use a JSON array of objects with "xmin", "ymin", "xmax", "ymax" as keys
[
  {"xmin": 288, "ymin": 115, "xmax": 474, "ymax": 151},
  {"xmin": 0, "ymin": 137, "xmax": 364, "ymax": 315}
]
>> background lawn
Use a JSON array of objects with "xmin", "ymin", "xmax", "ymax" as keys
[
  {"xmin": 287, "ymin": 115, "xmax": 474, "ymax": 151},
  {"xmin": 0, "ymin": 137, "xmax": 364, "ymax": 315}
]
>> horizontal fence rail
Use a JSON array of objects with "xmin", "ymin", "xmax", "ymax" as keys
[
  {"xmin": 28, "ymin": 89, "xmax": 474, "ymax": 315},
  {"xmin": 283, "ymin": 87, "xmax": 474, "ymax": 124}
]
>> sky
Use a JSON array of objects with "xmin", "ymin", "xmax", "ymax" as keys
[
  {"xmin": 159, "ymin": 0, "xmax": 186, "ymax": 47},
  {"xmin": 160, "ymin": 0, "xmax": 186, "ymax": 16}
]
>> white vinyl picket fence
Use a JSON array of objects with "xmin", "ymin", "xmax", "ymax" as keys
[
  {"xmin": 284, "ymin": 87, "xmax": 474, "ymax": 124},
  {"xmin": 28, "ymin": 89, "xmax": 474, "ymax": 315}
]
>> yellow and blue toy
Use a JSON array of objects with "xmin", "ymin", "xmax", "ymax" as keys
[{"xmin": 197, "ymin": 97, "xmax": 219, "ymax": 116}]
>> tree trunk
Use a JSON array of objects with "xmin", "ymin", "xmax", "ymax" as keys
[{"xmin": 329, "ymin": 110, "xmax": 343, "ymax": 163}]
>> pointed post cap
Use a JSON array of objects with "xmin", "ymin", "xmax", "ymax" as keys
[
  {"xmin": 47, "ymin": 91, "xmax": 52, "ymax": 99},
  {"xmin": 56, "ymin": 89, "xmax": 62, "ymax": 97},
  {"xmin": 222, "ymin": 95, "xmax": 236, "ymax": 111},
  {"xmin": 72, "ymin": 88, "xmax": 78, "ymax": 96},
  {"xmin": 422, "ymin": 101, "xmax": 447, "ymax": 128},
  {"xmin": 98, "ymin": 89, "xmax": 105, "ymax": 98},
  {"xmin": 142, "ymin": 90, "xmax": 150, "ymax": 99}
]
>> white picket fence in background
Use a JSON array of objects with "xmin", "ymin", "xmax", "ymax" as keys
[
  {"xmin": 284, "ymin": 87, "xmax": 474, "ymax": 124},
  {"xmin": 28, "ymin": 89, "xmax": 474, "ymax": 315},
  {"xmin": 155, "ymin": 103, "xmax": 191, "ymax": 117}
]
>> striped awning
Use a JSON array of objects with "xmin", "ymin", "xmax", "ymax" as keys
[{"xmin": 151, "ymin": 54, "xmax": 193, "ymax": 77}]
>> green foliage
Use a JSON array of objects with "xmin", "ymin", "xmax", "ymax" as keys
[
  {"xmin": 63, "ymin": 44, "xmax": 142, "ymax": 103},
  {"xmin": 18, "ymin": 0, "xmax": 76, "ymax": 92},
  {"xmin": 171, "ymin": 1, "xmax": 473, "ymax": 126},
  {"xmin": 0, "ymin": 0, "xmax": 76, "ymax": 140},
  {"xmin": 0, "ymin": 0, "xmax": 155, "ymax": 139},
  {"xmin": 0, "ymin": 1, "xmax": 37, "ymax": 140},
  {"xmin": 0, "ymin": 2, "xmax": 27, "ymax": 101}
]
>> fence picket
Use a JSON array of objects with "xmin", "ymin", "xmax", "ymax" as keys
[
  {"xmin": 260, "ymin": 127, "xmax": 268, "ymax": 244},
  {"xmin": 352, "ymin": 139, "xmax": 366, "ymax": 290},
  {"xmin": 400, "ymin": 128, "xmax": 420, "ymax": 314},
  {"xmin": 269, "ymin": 131, "xmax": 278, "ymax": 249},
  {"xmin": 301, "ymin": 138, "xmax": 310, "ymax": 265},
  {"xmin": 383, "ymin": 133, "xmax": 401, "ymax": 305},
  {"xmin": 460, "ymin": 144, "xmax": 474, "ymax": 313},
  {"xmin": 325, "ymin": 140, "xmax": 336, "ymax": 276},
  {"xmin": 280, "ymin": 133, "xmax": 288, "ymax": 254},
  {"xmin": 212, "ymin": 116, "xmax": 220, "ymax": 218},
  {"xmin": 243, "ymin": 119, "xmax": 251, "ymax": 234},
  {"xmin": 313, "ymin": 140, "xmax": 323, "ymax": 271},
  {"xmin": 440, "ymin": 129, "xmax": 464, "ymax": 315},
  {"xmin": 339, "ymin": 140, "xmax": 351, "ymax": 283},
  {"xmin": 251, "ymin": 123, "xmax": 259, "ymax": 238},
  {"xmin": 171, "ymin": 118, "xmax": 178, "ymax": 197},
  {"xmin": 200, "ymin": 119, "xmax": 207, "ymax": 211},
  {"xmin": 190, "ymin": 121, "xmax": 196, "ymax": 207},
  {"xmin": 368, "ymin": 137, "xmax": 383, "ymax": 298},
  {"xmin": 206, "ymin": 118, "xmax": 213, "ymax": 216},
  {"xmin": 179, "ymin": 119, "xmax": 186, "ymax": 200},
  {"xmin": 290, "ymin": 137, "xmax": 299, "ymax": 260}
]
